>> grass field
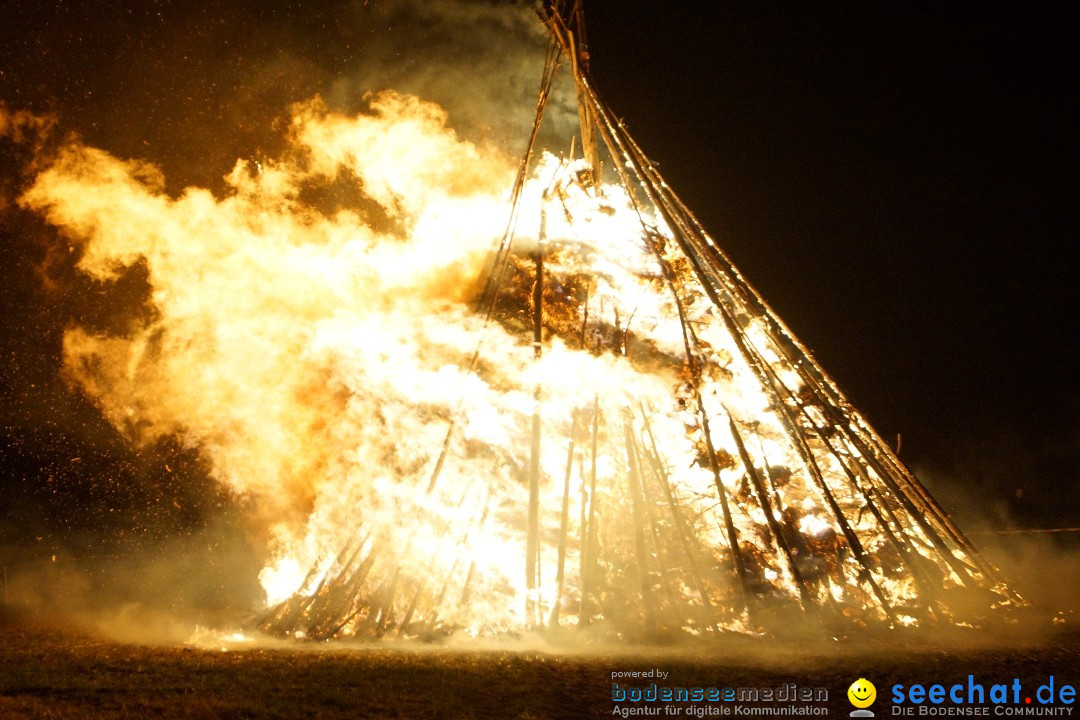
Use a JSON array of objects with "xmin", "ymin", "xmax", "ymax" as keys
[{"xmin": 3, "ymin": 605, "xmax": 1080, "ymax": 720}]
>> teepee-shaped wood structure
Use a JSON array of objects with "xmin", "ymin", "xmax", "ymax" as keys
[{"xmin": 257, "ymin": 2, "xmax": 1011, "ymax": 641}]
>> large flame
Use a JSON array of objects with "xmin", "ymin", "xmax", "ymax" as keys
[{"xmin": 17, "ymin": 89, "xmax": 1000, "ymax": 639}]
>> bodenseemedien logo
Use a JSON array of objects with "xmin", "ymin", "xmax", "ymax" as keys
[
  {"xmin": 849, "ymin": 678, "xmax": 877, "ymax": 717},
  {"xmin": 610, "ymin": 676, "xmax": 829, "ymax": 717}
]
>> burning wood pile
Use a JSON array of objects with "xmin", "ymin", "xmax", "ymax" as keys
[
  {"xmin": 252, "ymin": 5, "xmax": 1013, "ymax": 641},
  {"xmin": 13, "ymin": 2, "xmax": 1015, "ymax": 644}
]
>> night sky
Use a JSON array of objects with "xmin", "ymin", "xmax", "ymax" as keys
[
  {"xmin": 1, "ymin": 0, "xmax": 1076, "ymax": 578},
  {"xmin": 582, "ymin": 3, "xmax": 1078, "ymax": 521}
]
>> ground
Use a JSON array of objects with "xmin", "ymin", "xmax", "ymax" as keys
[{"xmin": 2, "ymin": 606, "xmax": 1080, "ymax": 720}]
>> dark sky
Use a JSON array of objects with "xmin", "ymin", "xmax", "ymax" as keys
[
  {"xmin": 1, "ymin": 0, "xmax": 1076, "ymax": 564},
  {"xmin": 583, "ymin": 3, "xmax": 1078, "ymax": 526}
]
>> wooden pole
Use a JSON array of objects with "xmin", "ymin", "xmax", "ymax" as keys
[
  {"xmin": 624, "ymin": 416, "xmax": 657, "ymax": 636},
  {"xmin": 596, "ymin": 88, "xmax": 980, "ymax": 596},
  {"xmin": 425, "ymin": 429, "xmax": 453, "ymax": 494},
  {"xmin": 639, "ymin": 406, "xmax": 718, "ymax": 633},
  {"xmin": 417, "ymin": 487, "xmax": 491, "ymax": 635},
  {"xmin": 375, "ymin": 568, "xmax": 402, "ymax": 637},
  {"xmin": 526, "ymin": 202, "xmax": 546, "ymax": 626},
  {"xmin": 579, "ymin": 281, "xmax": 591, "ymax": 350},
  {"xmin": 549, "ymin": 415, "xmax": 577, "ymax": 628},
  {"xmin": 758, "ymin": 394, "xmax": 898, "ymax": 621},
  {"xmin": 696, "ymin": 400, "xmax": 753, "ymax": 615},
  {"xmin": 313, "ymin": 547, "xmax": 380, "ymax": 639},
  {"xmin": 560, "ymin": 77, "xmax": 752, "ymax": 616},
  {"xmin": 459, "ymin": 561, "xmax": 477, "ymax": 609},
  {"xmin": 725, "ymin": 412, "xmax": 813, "ymax": 608},
  {"xmin": 261, "ymin": 529, "xmax": 369, "ymax": 636},
  {"xmin": 592, "ymin": 101, "xmax": 892, "ymax": 617},
  {"xmin": 579, "ymin": 395, "xmax": 600, "ymax": 626},
  {"xmin": 565, "ymin": 8, "xmax": 600, "ymax": 182},
  {"xmin": 630, "ymin": 433, "xmax": 678, "ymax": 614}
]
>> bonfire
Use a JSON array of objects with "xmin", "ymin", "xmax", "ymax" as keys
[{"xmin": 15, "ymin": 2, "xmax": 1014, "ymax": 642}]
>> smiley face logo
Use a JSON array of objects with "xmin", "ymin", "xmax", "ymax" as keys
[{"xmin": 848, "ymin": 678, "xmax": 876, "ymax": 709}]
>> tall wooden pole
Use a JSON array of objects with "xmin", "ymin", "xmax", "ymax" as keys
[
  {"xmin": 549, "ymin": 415, "xmax": 577, "ymax": 628},
  {"xmin": 624, "ymin": 417, "xmax": 657, "ymax": 636},
  {"xmin": 565, "ymin": 1, "xmax": 600, "ymax": 180},
  {"xmin": 579, "ymin": 395, "xmax": 600, "ymax": 626},
  {"xmin": 526, "ymin": 203, "xmax": 547, "ymax": 626}
]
